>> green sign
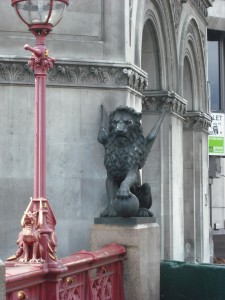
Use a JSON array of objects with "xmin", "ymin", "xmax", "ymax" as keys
[{"xmin": 209, "ymin": 136, "xmax": 224, "ymax": 154}]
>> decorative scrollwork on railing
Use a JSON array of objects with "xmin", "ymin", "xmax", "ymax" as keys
[
  {"xmin": 7, "ymin": 244, "xmax": 126, "ymax": 300},
  {"xmin": 90, "ymin": 266, "xmax": 113, "ymax": 299},
  {"xmin": 59, "ymin": 274, "xmax": 83, "ymax": 300}
]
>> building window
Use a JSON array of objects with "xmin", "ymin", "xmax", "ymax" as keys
[
  {"xmin": 208, "ymin": 41, "xmax": 220, "ymax": 110},
  {"xmin": 208, "ymin": 29, "xmax": 225, "ymax": 112}
]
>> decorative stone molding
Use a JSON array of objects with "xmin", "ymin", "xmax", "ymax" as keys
[
  {"xmin": 200, "ymin": 30, "xmax": 206, "ymax": 54},
  {"xmin": 142, "ymin": 91, "xmax": 211, "ymax": 131},
  {"xmin": 183, "ymin": 111, "xmax": 212, "ymax": 132},
  {"xmin": 186, "ymin": 20, "xmax": 205, "ymax": 92},
  {"xmin": 129, "ymin": 0, "xmax": 133, "ymax": 46},
  {"xmin": 181, "ymin": 0, "xmax": 213, "ymax": 18},
  {"xmin": 142, "ymin": 90, "xmax": 187, "ymax": 119},
  {"xmin": 171, "ymin": 0, "xmax": 183, "ymax": 34},
  {"xmin": 0, "ymin": 60, "xmax": 148, "ymax": 94},
  {"xmin": 0, "ymin": 62, "xmax": 33, "ymax": 83}
]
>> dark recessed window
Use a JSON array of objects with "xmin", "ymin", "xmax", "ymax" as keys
[
  {"xmin": 208, "ymin": 29, "xmax": 225, "ymax": 112},
  {"xmin": 208, "ymin": 41, "xmax": 220, "ymax": 111}
]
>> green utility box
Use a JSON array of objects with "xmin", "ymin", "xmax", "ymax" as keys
[{"xmin": 161, "ymin": 260, "xmax": 225, "ymax": 300}]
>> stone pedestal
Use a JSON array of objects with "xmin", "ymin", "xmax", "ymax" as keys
[{"xmin": 90, "ymin": 221, "xmax": 160, "ymax": 300}]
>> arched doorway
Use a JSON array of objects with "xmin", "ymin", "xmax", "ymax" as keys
[
  {"xmin": 183, "ymin": 56, "xmax": 194, "ymax": 111},
  {"xmin": 141, "ymin": 19, "xmax": 160, "ymax": 90}
]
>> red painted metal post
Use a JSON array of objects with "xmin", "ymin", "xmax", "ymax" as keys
[
  {"xmin": 8, "ymin": 0, "xmax": 68, "ymax": 269},
  {"xmin": 23, "ymin": 31, "xmax": 57, "ymax": 265},
  {"xmin": 6, "ymin": 30, "xmax": 60, "ymax": 266},
  {"xmin": 25, "ymin": 33, "xmax": 55, "ymax": 199},
  {"xmin": 34, "ymin": 70, "xmax": 47, "ymax": 199}
]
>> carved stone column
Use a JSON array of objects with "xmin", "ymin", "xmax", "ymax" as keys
[
  {"xmin": 142, "ymin": 90, "xmax": 186, "ymax": 260},
  {"xmin": 183, "ymin": 112, "xmax": 211, "ymax": 262}
]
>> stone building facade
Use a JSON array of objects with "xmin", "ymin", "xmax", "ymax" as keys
[{"xmin": 0, "ymin": 0, "xmax": 212, "ymax": 262}]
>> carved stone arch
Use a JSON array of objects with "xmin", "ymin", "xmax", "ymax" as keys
[
  {"xmin": 141, "ymin": 8, "xmax": 166, "ymax": 90},
  {"xmin": 183, "ymin": 46, "xmax": 197, "ymax": 111},
  {"xmin": 134, "ymin": 0, "xmax": 177, "ymax": 91},
  {"xmin": 180, "ymin": 18, "xmax": 207, "ymax": 112},
  {"xmin": 141, "ymin": 16, "xmax": 161, "ymax": 90},
  {"xmin": 161, "ymin": 0, "xmax": 179, "ymax": 91}
]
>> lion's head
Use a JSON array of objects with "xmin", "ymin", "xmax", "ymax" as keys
[
  {"xmin": 22, "ymin": 211, "xmax": 37, "ymax": 227},
  {"xmin": 104, "ymin": 106, "xmax": 147, "ymax": 178},
  {"xmin": 108, "ymin": 106, "xmax": 143, "ymax": 147}
]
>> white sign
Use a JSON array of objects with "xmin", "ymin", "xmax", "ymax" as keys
[{"xmin": 208, "ymin": 113, "xmax": 225, "ymax": 156}]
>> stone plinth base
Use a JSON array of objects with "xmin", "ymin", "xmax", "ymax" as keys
[{"xmin": 90, "ymin": 222, "xmax": 160, "ymax": 300}]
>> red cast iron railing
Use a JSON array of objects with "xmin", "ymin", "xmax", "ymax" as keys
[{"xmin": 6, "ymin": 243, "xmax": 126, "ymax": 300}]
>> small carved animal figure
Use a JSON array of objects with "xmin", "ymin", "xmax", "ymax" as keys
[
  {"xmin": 8, "ymin": 211, "xmax": 44, "ymax": 263},
  {"xmin": 98, "ymin": 105, "xmax": 165, "ymax": 217},
  {"xmin": 7, "ymin": 198, "xmax": 58, "ymax": 263}
]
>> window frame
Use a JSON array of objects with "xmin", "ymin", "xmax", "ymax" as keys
[{"xmin": 208, "ymin": 29, "xmax": 225, "ymax": 112}]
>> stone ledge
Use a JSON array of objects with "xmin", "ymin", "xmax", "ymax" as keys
[
  {"xmin": 94, "ymin": 216, "xmax": 156, "ymax": 225},
  {"xmin": 0, "ymin": 60, "xmax": 148, "ymax": 94}
]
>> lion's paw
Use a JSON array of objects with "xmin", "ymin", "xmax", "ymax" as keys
[
  {"xmin": 136, "ymin": 208, "xmax": 153, "ymax": 217},
  {"xmin": 117, "ymin": 186, "xmax": 131, "ymax": 199}
]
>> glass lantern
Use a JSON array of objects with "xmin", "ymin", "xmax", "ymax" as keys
[{"xmin": 11, "ymin": 0, "xmax": 69, "ymax": 29}]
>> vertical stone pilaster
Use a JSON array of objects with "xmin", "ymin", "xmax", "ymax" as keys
[
  {"xmin": 183, "ymin": 112, "xmax": 211, "ymax": 262},
  {"xmin": 142, "ymin": 90, "xmax": 186, "ymax": 260},
  {"xmin": 183, "ymin": 128, "xmax": 196, "ymax": 262}
]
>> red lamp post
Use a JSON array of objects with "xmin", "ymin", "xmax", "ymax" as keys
[{"xmin": 8, "ymin": 0, "xmax": 69, "ymax": 266}]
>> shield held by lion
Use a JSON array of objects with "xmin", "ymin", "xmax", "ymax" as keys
[{"xmin": 98, "ymin": 105, "xmax": 165, "ymax": 218}]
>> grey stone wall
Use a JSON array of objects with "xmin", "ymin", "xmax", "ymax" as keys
[{"xmin": 0, "ymin": 79, "xmax": 143, "ymax": 259}]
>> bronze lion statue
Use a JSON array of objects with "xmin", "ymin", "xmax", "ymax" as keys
[{"xmin": 98, "ymin": 105, "xmax": 165, "ymax": 218}]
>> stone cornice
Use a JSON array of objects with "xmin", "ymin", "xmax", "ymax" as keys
[
  {"xmin": 183, "ymin": 111, "xmax": 212, "ymax": 132},
  {"xmin": 142, "ymin": 90, "xmax": 187, "ymax": 119},
  {"xmin": 0, "ymin": 60, "xmax": 148, "ymax": 94}
]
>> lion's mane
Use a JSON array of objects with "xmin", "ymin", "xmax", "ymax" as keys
[{"xmin": 104, "ymin": 107, "xmax": 148, "ymax": 179}]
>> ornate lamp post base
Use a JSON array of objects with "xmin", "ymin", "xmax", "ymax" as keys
[{"xmin": 7, "ymin": 198, "xmax": 58, "ymax": 264}]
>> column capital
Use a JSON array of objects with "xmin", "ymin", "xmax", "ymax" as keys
[
  {"xmin": 142, "ymin": 90, "xmax": 187, "ymax": 119},
  {"xmin": 183, "ymin": 111, "xmax": 212, "ymax": 132}
]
